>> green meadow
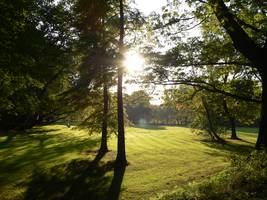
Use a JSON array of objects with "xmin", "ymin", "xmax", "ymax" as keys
[{"xmin": 0, "ymin": 125, "xmax": 257, "ymax": 200}]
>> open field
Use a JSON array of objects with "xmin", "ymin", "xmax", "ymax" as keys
[{"xmin": 0, "ymin": 125, "xmax": 257, "ymax": 200}]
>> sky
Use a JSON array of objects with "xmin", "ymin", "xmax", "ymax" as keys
[
  {"xmin": 125, "ymin": 0, "xmax": 201, "ymax": 105},
  {"xmin": 134, "ymin": 0, "xmax": 167, "ymax": 15},
  {"xmin": 124, "ymin": 0, "xmax": 168, "ymax": 105},
  {"xmin": 126, "ymin": 0, "xmax": 172, "ymax": 104}
]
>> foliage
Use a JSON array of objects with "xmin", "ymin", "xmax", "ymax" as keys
[
  {"xmin": 124, "ymin": 90, "xmax": 190, "ymax": 126},
  {"xmin": 125, "ymin": 90, "xmax": 152, "ymax": 125},
  {"xmin": 69, "ymin": 91, "xmax": 118, "ymax": 135},
  {"xmin": 158, "ymin": 150, "xmax": 267, "ymax": 200},
  {"xmin": 191, "ymin": 93, "xmax": 228, "ymax": 137},
  {"xmin": 163, "ymin": 87, "xmax": 194, "ymax": 126},
  {"xmin": 161, "ymin": 83, "xmax": 260, "ymax": 141},
  {"xmin": 0, "ymin": 0, "xmax": 77, "ymax": 130},
  {"xmin": 145, "ymin": 0, "xmax": 264, "ymax": 144}
]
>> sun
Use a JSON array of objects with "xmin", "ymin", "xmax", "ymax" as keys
[{"xmin": 123, "ymin": 51, "xmax": 145, "ymax": 73}]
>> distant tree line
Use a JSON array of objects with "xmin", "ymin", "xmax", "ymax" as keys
[
  {"xmin": 124, "ymin": 90, "xmax": 192, "ymax": 126},
  {"xmin": 124, "ymin": 89, "xmax": 259, "ymax": 138}
]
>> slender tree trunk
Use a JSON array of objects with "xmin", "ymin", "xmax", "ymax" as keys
[
  {"xmin": 201, "ymin": 97, "xmax": 224, "ymax": 142},
  {"xmin": 222, "ymin": 98, "xmax": 238, "ymax": 139},
  {"xmin": 256, "ymin": 73, "xmax": 267, "ymax": 148},
  {"xmin": 229, "ymin": 117, "xmax": 237, "ymax": 139},
  {"xmin": 99, "ymin": 83, "xmax": 109, "ymax": 154},
  {"xmin": 116, "ymin": 0, "xmax": 127, "ymax": 166}
]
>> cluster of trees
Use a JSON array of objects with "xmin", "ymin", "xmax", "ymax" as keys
[
  {"xmin": 0, "ymin": 0, "xmax": 76, "ymax": 130},
  {"xmin": 124, "ymin": 87, "xmax": 259, "ymax": 143},
  {"xmin": 145, "ymin": 0, "xmax": 267, "ymax": 148},
  {"xmin": 163, "ymin": 85, "xmax": 260, "ymax": 141},
  {"xmin": 124, "ymin": 90, "xmax": 192, "ymax": 126},
  {"xmin": 0, "ymin": 0, "xmax": 142, "ymax": 166},
  {"xmin": 1, "ymin": 0, "xmax": 267, "ymax": 170}
]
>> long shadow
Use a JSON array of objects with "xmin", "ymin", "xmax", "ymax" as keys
[
  {"xmin": 1, "ymin": 126, "xmax": 127, "ymax": 199},
  {"xmin": 0, "ymin": 131, "xmax": 17, "ymax": 145},
  {"xmin": 26, "ymin": 128, "xmax": 59, "ymax": 135},
  {"xmin": 108, "ymin": 164, "xmax": 126, "ymax": 200},
  {"xmin": 22, "ymin": 147, "xmax": 127, "ymax": 200},
  {"xmin": 201, "ymin": 140, "xmax": 254, "ymax": 156},
  {"xmin": 0, "ymin": 128, "xmax": 58, "ymax": 146},
  {"xmin": 93, "ymin": 150, "xmax": 108, "ymax": 164},
  {"xmin": 23, "ymin": 154, "xmax": 114, "ymax": 200},
  {"xmin": 238, "ymin": 138, "xmax": 255, "ymax": 145},
  {"xmin": 0, "ymin": 136, "xmax": 100, "ymax": 167},
  {"xmin": 0, "ymin": 134, "xmax": 101, "ymax": 187}
]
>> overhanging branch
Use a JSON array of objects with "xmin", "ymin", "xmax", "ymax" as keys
[{"xmin": 141, "ymin": 79, "xmax": 262, "ymax": 104}]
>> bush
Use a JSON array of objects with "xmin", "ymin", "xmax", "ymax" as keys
[{"xmin": 158, "ymin": 151, "xmax": 267, "ymax": 200}]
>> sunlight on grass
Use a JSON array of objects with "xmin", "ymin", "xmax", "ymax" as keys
[{"xmin": 0, "ymin": 125, "xmax": 257, "ymax": 200}]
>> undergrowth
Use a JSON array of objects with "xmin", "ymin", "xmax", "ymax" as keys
[{"xmin": 158, "ymin": 151, "xmax": 267, "ymax": 200}]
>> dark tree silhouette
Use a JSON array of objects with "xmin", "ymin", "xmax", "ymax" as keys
[
  {"xmin": 222, "ymin": 98, "xmax": 239, "ymax": 140},
  {"xmin": 206, "ymin": 0, "xmax": 267, "ymax": 148},
  {"xmin": 116, "ymin": 0, "xmax": 127, "ymax": 166},
  {"xmin": 99, "ymin": 83, "xmax": 109, "ymax": 154},
  {"xmin": 201, "ymin": 96, "xmax": 225, "ymax": 143}
]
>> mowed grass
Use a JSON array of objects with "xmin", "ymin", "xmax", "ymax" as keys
[{"xmin": 0, "ymin": 125, "xmax": 257, "ymax": 200}]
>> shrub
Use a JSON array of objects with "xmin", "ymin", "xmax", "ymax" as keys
[{"xmin": 158, "ymin": 151, "xmax": 267, "ymax": 200}]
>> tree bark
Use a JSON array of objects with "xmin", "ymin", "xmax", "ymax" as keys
[
  {"xmin": 256, "ymin": 73, "xmax": 267, "ymax": 148},
  {"xmin": 116, "ymin": 0, "xmax": 127, "ymax": 166},
  {"xmin": 208, "ymin": 0, "xmax": 267, "ymax": 148},
  {"xmin": 222, "ymin": 98, "xmax": 238, "ymax": 140},
  {"xmin": 99, "ymin": 83, "xmax": 109, "ymax": 154},
  {"xmin": 202, "ymin": 97, "xmax": 224, "ymax": 142},
  {"xmin": 208, "ymin": 0, "xmax": 262, "ymax": 66}
]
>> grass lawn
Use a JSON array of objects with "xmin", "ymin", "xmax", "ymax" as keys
[{"xmin": 0, "ymin": 125, "xmax": 257, "ymax": 200}]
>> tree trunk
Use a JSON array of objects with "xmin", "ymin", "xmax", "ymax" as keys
[
  {"xmin": 229, "ymin": 117, "xmax": 237, "ymax": 139},
  {"xmin": 222, "ymin": 98, "xmax": 238, "ymax": 140},
  {"xmin": 116, "ymin": 0, "xmax": 127, "ymax": 166},
  {"xmin": 207, "ymin": 0, "xmax": 267, "ymax": 148},
  {"xmin": 256, "ymin": 73, "xmax": 267, "ymax": 148},
  {"xmin": 202, "ymin": 97, "xmax": 224, "ymax": 142},
  {"xmin": 99, "ymin": 83, "xmax": 109, "ymax": 154}
]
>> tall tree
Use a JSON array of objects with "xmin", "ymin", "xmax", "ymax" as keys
[
  {"xmin": 204, "ymin": 0, "xmax": 267, "ymax": 148},
  {"xmin": 99, "ymin": 82, "xmax": 109, "ymax": 154},
  {"xmin": 222, "ymin": 98, "xmax": 238, "ymax": 139},
  {"xmin": 0, "ymin": 0, "xmax": 76, "ymax": 130},
  {"xmin": 71, "ymin": 0, "xmax": 120, "ymax": 156},
  {"xmin": 148, "ymin": 0, "xmax": 265, "ymax": 147},
  {"xmin": 175, "ymin": 0, "xmax": 267, "ymax": 148},
  {"xmin": 116, "ymin": 0, "xmax": 127, "ymax": 166}
]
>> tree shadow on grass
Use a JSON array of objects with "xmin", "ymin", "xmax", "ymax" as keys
[
  {"xmin": 237, "ymin": 138, "xmax": 255, "ymax": 145},
  {"xmin": 0, "ymin": 137, "xmax": 101, "ymax": 176},
  {"xmin": 0, "ymin": 127, "xmax": 58, "ymax": 146},
  {"xmin": 201, "ymin": 140, "xmax": 254, "ymax": 156},
  {"xmin": 23, "ymin": 160, "xmax": 113, "ymax": 200},
  {"xmin": 0, "ymin": 131, "xmax": 17, "ymax": 145},
  {"xmin": 0, "ymin": 126, "xmax": 127, "ymax": 200},
  {"xmin": 0, "ymin": 133, "xmax": 101, "ymax": 187},
  {"xmin": 23, "ymin": 151, "xmax": 127, "ymax": 200},
  {"xmin": 26, "ymin": 128, "xmax": 60, "ymax": 135},
  {"xmin": 108, "ymin": 164, "xmax": 126, "ymax": 200}
]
